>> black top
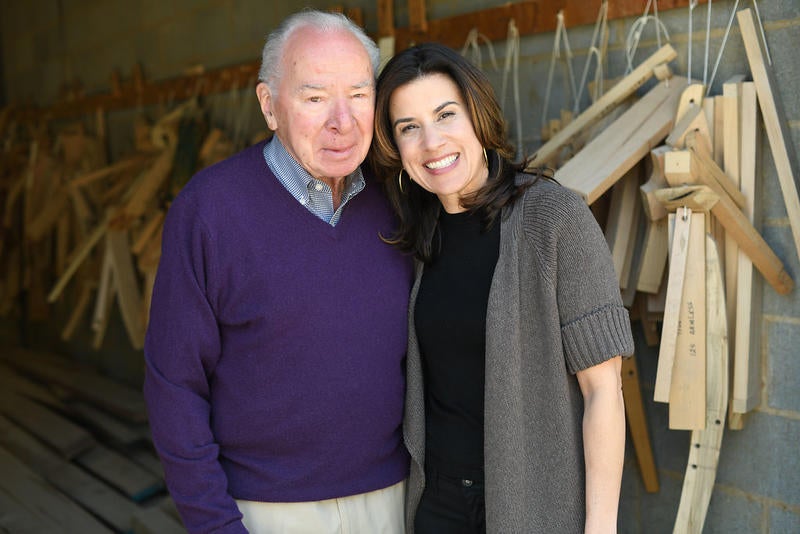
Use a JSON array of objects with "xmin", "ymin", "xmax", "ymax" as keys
[{"xmin": 414, "ymin": 209, "xmax": 500, "ymax": 478}]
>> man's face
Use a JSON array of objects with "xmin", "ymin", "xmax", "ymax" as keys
[{"xmin": 257, "ymin": 27, "xmax": 374, "ymax": 184}]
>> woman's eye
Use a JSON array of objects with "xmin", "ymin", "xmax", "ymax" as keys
[
  {"xmin": 439, "ymin": 110, "xmax": 455, "ymax": 120},
  {"xmin": 399, "ymin": 124, "xmax": 417, "ymax": 134}
]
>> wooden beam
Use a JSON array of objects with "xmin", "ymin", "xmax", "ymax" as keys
[
  {"xmin": 107, "ymin": 230, "xmax": 145, "ymax": 349},
  {"xmin": 732, "ymin": 81, "xmax": 763, "ymax": 418},
  {"xmin": 556, "ymin": 74, "xmax": 685, "ymax": 204},
  {"xmin": 636, "ymin": 217, "xmax": 669, "ymax": 294},
  {"xmin": 0, "ymin": 416, "xmax": 137, "ymax": 532},
  {"xmin": 673, "ymin": 234, "xmax": 727, "ymax": 534},
  {"xmin": 722, "ymin": 77, "xmax": 745, "ymax": 396},
  {"xmin": 394, "ymin": 0, "xmax": 707, "ymax": 51},
  {"xmin": 604, "ymin": 167, "xmax": 641, "ymax": 286},
  {"xmin": 656, "ymin": 185, "xmax": 794, "ymax": 296},
  {"xmin": 408, "ymin": 0, "xmax": 428, "ymax": 33},
  {"xmin": 377, "ymin": 0, "xmax": 395, "ymax": 37},
  {"xmin": 0, "ymin": 447, "xmax": 113, "ymax": 533},
  {"xmin": 654, "ymin": 210, "xmax": 692, "ymax": 403},
  {"xmin": 4, "ymin": 348, "xmax": 148, "ymax": 423},
  {"xmin": 76, "ymin": 445, "xmax": 165, "ymax": 502},
  {"xmin": 528, "ymin": 45, "xmax": 678, "ymax": 170},
  {"xmin": 47, "ymin": 216, "xmax": 108, "ymax": 303},
  {"xmin": 621, "ymin": 356, "xmax": 660, "ymax": 493},
  {"xmin": 0, "ymin": 392, "xmax": 95, "ymax": 459},
  {"xmin": 738, "ymin": 8, "xmax": 800, "ymax": 267},
  {"xmin": 669, "ymin": 212, "xmax": 707, "ymax": 430}
]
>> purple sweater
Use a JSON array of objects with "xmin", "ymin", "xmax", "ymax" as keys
[{"xmin": 144, "ymin": 141, "xmax": 413, "ymax": 533}]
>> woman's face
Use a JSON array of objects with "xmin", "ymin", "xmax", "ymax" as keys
[{"xmin": 389, "ymin": 73, "xmax": 488, "ymax": 213}]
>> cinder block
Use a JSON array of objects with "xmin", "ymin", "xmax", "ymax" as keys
[
  {"xmin": 761, "ymin": 225, "xmax": 800, "ymax": 317},
  {"xmin": 715, "ymin": 411, "xmax": 800, "ymax": 507},
  {"xmin": 770, "ymin": 505, "xmax": 800, "ymax": 534},
  {"xmin": 766, "ymin": 320, "xmax": 800, "ymax": 412},
  {"xmin": 703, "ymin": 489, "xmax": 763, "ymax": 533}
]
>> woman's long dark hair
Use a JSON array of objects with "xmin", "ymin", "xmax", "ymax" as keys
[{"xmin": 369, "ymin": 43, "xmax": 549, "ymax": 263}]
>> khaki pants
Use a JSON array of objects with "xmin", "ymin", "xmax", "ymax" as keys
[{"xmin": 236, "ymin": 480, "xmax": 405, "ymax": 534}]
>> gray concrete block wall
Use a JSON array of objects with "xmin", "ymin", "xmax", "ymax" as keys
[{"xmin": 1, "ymin": 0, "xmax": 799, "ymax": 532}]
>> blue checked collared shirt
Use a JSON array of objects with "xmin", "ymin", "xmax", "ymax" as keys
[{"xmin": 263, "ymin": 137, "xmax": 365, "ymax": 226}]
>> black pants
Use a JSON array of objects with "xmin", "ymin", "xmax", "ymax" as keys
[{"xmin": 414, "ymin": 465, "xmax": 486, "ymax": 534}]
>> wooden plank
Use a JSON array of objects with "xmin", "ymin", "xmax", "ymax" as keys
[
  {"xmin": 377, "ymin": 0, "xmax": 394, "ymax": 37},
  {"xmin": 527, "ymin": 46, "xmax": 678, "ymax": 170},
  {"xmin": 25, "ymin": 185, "xmax": 69, "ymax": 242},
  {"xmin": 408, "ymin": 0, "xmax": 427, "ymax": 32},
  {"xmin": 0, "ymin": 486, "xmax": 64, "ymax": 533},
  {"xmin": 4, "ymin": 348, "xmax": 148, "ymax": 423},
  {"xmin": 687, "ymin": 136, "xmax": 747, "ymax": 210},
  {"xmin": 0, "ymin": 391, "xmax": 95, "ymax": 460},
  {"xmin": 666, "ymin": 105, "xmax": 711, "ymax": 153},
  {"xmin": 107, "ymin": 229, "xmax": 145, "ymax": 349},
  {"xmin": 721, "ymin": 76, "xmax": 744, "ymax": 424},
  {"xmin": 76, "ymin": 444, "xmax": 165, "ymax": 502},
  {"xmin": 112, "ymin": 144, "xmax": 176, "ymax": 228},
  {"xmin": 738, "ymin": 8, "xmax": 800, "ymax": 266},
  {"xmin": 621, "ymin": 356, "xmax": 660, "ymax": 493},
  {"xmin": 604, "ymin": 167, "xmax": 641, "ymax": 286},
  {"xmin": 556, "ymin": 75, "xmax": 686, "ymax": 204},
  {"xmin": 0, "ymin": 362, "xmax": 65, "ymax": 410},
  {"xmin": 732, "ymin": 81, "xmax": 763, "ymax": 417},
  {"xmin": 669, "ymin": 212, "xmax": 707, "ymax": 430},
  {"xmin": 47, "ymin": 217, "xmax": 108, "ymax": 303},
  {"xmin": 654, "ymin": 211, "xmax": 692, "ymax": 403},
  {"xmin": 0, "ymin": 446, "xmax": 113, "ymax": 533},
  {"xmin": 655, "ymin": 185, "xmax": 794, "ymax": 295},
  {"xmin": 68, "ymin": 401, "xmax": 146, "ymax": 446},
  {"xmin": 636, "ymin": 217, "xmax": 669, "ymax": 294},
  {"xmin": 61, "ymin": 280, "xmax": 95, "ymax": 341},
  {"xmin": 708, "ymin": 186, "xmax": 792, "ymax": 296},
  {"xmin": 0, "ymin": 416, "xmax": 138, "ymax": 532},
  {"xmin": 673, "ymin": 234, "xmax": 727, "ymax": 534},
  {"xmin": 70, "ymin": 154, "xmax": 151, "ymax": 187},
  {"xmin": 92, "ymin": 243, "xmax": 116, "ymax": 349},
  {"xmin": 132, "ymin": 210, "xmax": 164, "ymax": 256},
  {"xmin": 393, "ymin": 0, "xmax": 706, "ymax": 51}
]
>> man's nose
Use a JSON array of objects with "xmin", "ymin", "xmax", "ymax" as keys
[{"xmin": 326, "ymin": 99, "xmax": 355, "ymax": 133}]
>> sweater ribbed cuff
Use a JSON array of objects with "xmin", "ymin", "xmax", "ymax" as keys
[{"xmin": 561, "ymin": 305, "xmax": 634, "ymax": 374}]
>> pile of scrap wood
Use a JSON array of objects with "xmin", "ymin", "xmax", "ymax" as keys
[
  {"xmin": 534, "ymin": 9, "xmax": 798, "ymax": 533},
  {"xmin": 0, "ymin": 347, "xmax": 186, "ymax": 533},
  {"xmin": 0, "ymin": 98, "xmax": 239, "ymax": 350}
]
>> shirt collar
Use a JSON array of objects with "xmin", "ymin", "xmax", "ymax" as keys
[{"xmin": 264, "ymin": 136, "xmax": 365, "ymax": 204}]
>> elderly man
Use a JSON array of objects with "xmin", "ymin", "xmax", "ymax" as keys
[{"xmin": 144, "ymin": 10, "xmax": 412, "ymax": 534}]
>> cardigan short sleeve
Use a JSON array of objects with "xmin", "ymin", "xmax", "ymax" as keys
[{"xmin": 523, "ymin": 182, "xmax": 634, "ymax": 374}]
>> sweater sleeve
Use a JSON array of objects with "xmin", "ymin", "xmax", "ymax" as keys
[
  {"xmin": 143, "ymin": 192, "xmax": 247, "ymax": 534},
  {"xmin": 525, "ymin": 183, "xmax": 634, "ymax": 374}
]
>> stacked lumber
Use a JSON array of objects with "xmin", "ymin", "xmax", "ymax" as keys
[
  {"xmin": 540, "ymin": 9, "xmax": 797, "ymax": 533},
  {"xmin": 0, "ymin": 347, "xmax": 186, "ymax": 533},
  {"xmin": 0, "ymin": 98, "xmax": 239, "ymax": 350}
]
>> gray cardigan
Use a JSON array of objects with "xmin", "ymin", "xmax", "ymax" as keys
[{"xmin": 403, "ymin": 177, "xmax": 635, "ymax": 533}]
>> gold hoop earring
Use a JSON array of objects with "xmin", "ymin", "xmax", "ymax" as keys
[
  {"xmin": 483, "ymin": 147, "xmax": 489, "ymax": 167},
  {"xmin": 398, "ymin": 169, "xmax": 406, "ymax": 194}
]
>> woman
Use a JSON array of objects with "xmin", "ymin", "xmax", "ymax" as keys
[{"xmin": 369, "ymin": 43, "xmax": 634, "ymax": 533}]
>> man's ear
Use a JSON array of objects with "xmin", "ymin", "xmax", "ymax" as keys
[{"xmin": 256, "ymin": 82, "xmax": 277, "ymax": 131}]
